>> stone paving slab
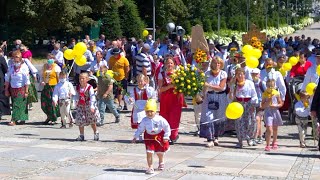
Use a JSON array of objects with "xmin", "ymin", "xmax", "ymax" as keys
[{"xmin": 1, "ymin": 67, "xmax": 320, "ymax": 179}]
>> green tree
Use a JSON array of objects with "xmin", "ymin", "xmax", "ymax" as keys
[
  {"xmin": 101, "ymin": 3, "xmax": 123, "ymax": 40},
  {"xmin": 119, "ymin": 0, "xmax": 145, "ymax": 39},
  {"xmin": 156, "ymin": 0, "xmax": 188, "ymax": 32}
]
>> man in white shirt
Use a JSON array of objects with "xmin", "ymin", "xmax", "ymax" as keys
[
  {"xmin": 135, "ymin": 44, "xmax": 153, "ymax": 87},
  {"xmin": 260, "ymin": 59, "xmax": 286, "ymax": 101},
  {"xmin": 301, "ymin": 53, "xmax": 320, "ymax": 92},
  {"xmin": 51, "ymin": 43, "xmax": 64, "ymax": 66}
]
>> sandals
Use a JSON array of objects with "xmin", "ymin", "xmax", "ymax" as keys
[
  {"xmin": 145, "ymin": 167, "xmax": 154, "ymax": 174},
  {"xmin": 206, "ymin": 141, "xmax": 214, "ymax": 148},
  {"xmin": 8, "ymin": 121, "xmax": 15, "ymax": 126},
  {"xmin": 158, "ymin": 163, "xmax": 165, "ymax": 171},
  {"xmin": 272, "ymin": 142, "xmax": 278, "ymax": 150},
  {"xmin": 265, "ymin": 146, "xmax": 271, "ymax": 151},
  {"xmin": 213, "ymin": 139, "xmax": 219, "ymax": 146}
]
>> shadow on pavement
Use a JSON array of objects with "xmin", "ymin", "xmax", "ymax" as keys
[
  {"xmin": 101, "ymin": 139, "xmax": 132, "ymax": 144},
  {"xmin": 40, "ymin": 137, "xmax": 76, "ymax": 142},
  {"xmin": 103, "ymin": 168, "xmax": 145, "ymax": 173},
  {"xmin": 15, "ymin": 133, "xmax": 40, "ymax": 136},
  {"xmin": 265, "ymin": 152, "xmax": 319, "ymax": 158}
]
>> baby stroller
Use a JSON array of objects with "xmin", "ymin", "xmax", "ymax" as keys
[{"xmin": 288, "ymin": 75, "xmax": 305, "ymax": 124}]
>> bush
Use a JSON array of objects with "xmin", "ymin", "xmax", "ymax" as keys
[
  {"xmin": 101, "ymin": 3, "xmax": 122, "ymax": 40},
  {"xmin": 119, "ymin": 0, "xmax": 145, "ymax": 39},
  {"xmin": 203, "ymin": 19, "xmax": 213, "ymax": 32}
]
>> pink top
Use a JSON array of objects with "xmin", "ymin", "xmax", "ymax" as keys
[{"xmin": 22, "ymin": 50, "xmax": 32, "ymax": 60}]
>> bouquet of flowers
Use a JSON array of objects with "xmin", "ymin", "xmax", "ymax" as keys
[
  {"xmin": 170, "ymin": 64, "xmax": 206, "ymax": 97},
  {"xmin": 193, "ymin": 48, "xmax": 208, "ymax": 64},
  {"xmin": 229, "ymin": 47, "xmax": 238, "ymax": 58},
  {"xmin": 250, "ymin": 37, "xmax": 264, "ymax": 51}
]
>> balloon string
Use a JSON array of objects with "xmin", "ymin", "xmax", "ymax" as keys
[
  {"xmin": 67, "ymin": 60, "xmax": 75, "ymax": 77},
  {"xmin": 180, "ymin": 117, "xmax": 226, "ymax": 127}
]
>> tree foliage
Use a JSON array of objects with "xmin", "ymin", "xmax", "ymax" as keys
[
  {"xmin": 119, "ymin": 0, "xmax": 145, "ymax": 39},
  {"xmin": 0, "ymin": 0, "xmax": 319, "ymax": 43}
]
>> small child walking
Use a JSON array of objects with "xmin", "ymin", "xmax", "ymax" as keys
[
  {"xmin": 74, "ymin": 72, "xmax": 100, "ymax": 141},
  {"xmin": 132, "ymin": 99, "xmax": 171, "ymax": 174},
  {"xmin": 251, "ymin": 68, "xmax": 264, "ymax": 144},
  {"xmin": 97, "ymin": 65, "xmax": 120, "ymax": 126},
  {"xmin": 294, "ymin": 91, "xmax": 311, "ymax": 148},
  {"xmin": 261, "ymin": 79, "xmax": 283, "ymax": 151},
  {"xmin": 52, "ymin": 71, "xmax": 76, "ymax": 128},
  {"xmin": 128, "ymin": 74, "xmax": 157, "ymax": 129}
]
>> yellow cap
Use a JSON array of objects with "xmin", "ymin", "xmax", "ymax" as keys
[{"xmin": 144, "ymin": 99, "xmax": 157, "ymax": 112}]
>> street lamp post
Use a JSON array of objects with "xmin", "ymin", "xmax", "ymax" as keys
[
  {"xmin": 247, "ymin": 0, "xmax": 257, "ymax": 32},
  {"xmin": 247, "ymin": 0, "xmax": 250, "ymax": 32},
  {"xmin": 153, "ymin": 0, "xmax": 156, "ymax": 40},
  {"xmin": 218, "ymin": 0, "xmax": 222, "ymax": 40},
  {"xmin": 277, "ymin": 0, "xmax": 280, "ymax": 31},
  {"xmin": 265, "ymin": 0, "xmax": 268, "ymax": 34}
]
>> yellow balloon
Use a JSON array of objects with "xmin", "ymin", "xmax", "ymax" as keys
[
  {"xmin": 245, "ymin": 56, "xmax": 259, "ymax": 68},
  {"xmin": 282, "ymin": 62, "xmax": 292, "ymax": 71},
  {"xmin": 306, "ymin": 83, "xmax": 317, "ymax": 95},
  {"xmin": 317, "ymin": 65, "xmax": 320, "ymax": 76},
  {"xmin": 74, "ymin": 55, "xmax": 87, "ymax": 66},
  {"xmin": 63, "ymin": 49, "xmax": 75, "ymax": 60},
  {"xmin": 142, "ymin": 30, "xmax": 149, "ymax": 37},
  {"xmin": 289, "ymin": 56, "xmax": 298, "ymax": 66},
  {"xmin": 74, "ymin": 42, "xmax": 87, "ymax": 56},
  {"xmin": 242, "ymin": 45, "xmax": 253, "ymax": 54},
  {"xmin": 251, "ymin": 48, "xmax": 262, "ymax": 59},
  {"xmin": 226, "ymin": 102, "xmax": 244, "ymax": 120},
  {"xmin": 279, "ymin": 68, "xmax": 286, "ymax": 77}
]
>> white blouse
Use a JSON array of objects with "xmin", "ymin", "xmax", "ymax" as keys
[
  {"xmin": 5, "ymin": 63, "xmax": 30, "ymax": 88},
  {"xmin": 134, "ymin": 115, "xmax": 171, "ymax": 139},
  {"xmin": 205, "ymin": 70, "xmax": 227, "ymax": 92},
  {"xmin": 74, "ymin": 84, "xmax": 96, "ymax": 109},
  {"xmin": 129, "ymin": 86, "xmax": 157, "ymax": 101},
  {"xmin": 234, "ymin": 80, "xmax": 258, "ymax": 105}
]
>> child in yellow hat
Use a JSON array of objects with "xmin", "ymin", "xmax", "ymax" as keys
[{"xmin": 132, "ymin": 99, "xmax": 171, "ymax": 174}]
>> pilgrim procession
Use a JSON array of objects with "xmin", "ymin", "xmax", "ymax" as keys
[{"xmin": 1, "ymin": 0, "xmax": 320, "ymax": 179}]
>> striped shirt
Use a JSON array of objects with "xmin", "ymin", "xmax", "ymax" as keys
[{"xmin": 135, "ymin": 53, "xmax": 152, "ymax": 76}]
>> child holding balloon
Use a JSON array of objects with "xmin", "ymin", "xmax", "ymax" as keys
[{"xmin": 261, "ymin": 79, "xmax": 283, "ymax": 151}]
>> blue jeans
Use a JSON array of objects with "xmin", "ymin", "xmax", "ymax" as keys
[{"xmin": 98, "ymin": 98, "xmax": 119, "ymax": 124}]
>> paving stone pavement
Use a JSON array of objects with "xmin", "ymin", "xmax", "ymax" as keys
[
  {"xmin": 2, "ymin": 23, "xmax": 320, "ymax": 179},
  {"xmin": 0, "ymin": 93, "xmax": 319, "ymax": 180}
]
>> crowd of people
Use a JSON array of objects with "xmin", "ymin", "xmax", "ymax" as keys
[{"xmin": 1, "ymin": 33, "xmax": 320, "ymax": 174}]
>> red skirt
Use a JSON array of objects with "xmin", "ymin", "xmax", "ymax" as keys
[
  {"xmin": 160, "ymin": 90, "xmax": 184, "ymax": 140},
  {"xmin": 144, "ymin": 131, "xmax": 169, "ymax": 153}
]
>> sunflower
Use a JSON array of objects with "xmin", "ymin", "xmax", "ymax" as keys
[
  {"xmin": 258, "ymin": 46, "xmax": 264, "ymax": 51},
  {"xmin": 251, "ymin": 37, "xmax": 258, "ymax": 41},
  {"xmin": 256, "ymin": 42, "xmax": 262, "ymax": 46},
  {"xmin": 230, "ymin": 47, "xmax": 237, "ymax": 51}
]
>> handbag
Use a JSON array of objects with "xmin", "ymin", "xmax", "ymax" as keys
[
  {"xmin": 208, "ymin": 100, "xmax": 219, "ymax": 110},
  {"xmin": 207, "ymin": 94, "xmax": 219, "ymax": 110}
]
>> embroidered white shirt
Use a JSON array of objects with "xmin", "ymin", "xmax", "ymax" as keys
[
  {"xmin": 52, "ymin": 81, "xmax": 76, "ymax": 103},
  {"xmin": 134, "ymin": 115, "xmax": 171, "ymax": 139}
]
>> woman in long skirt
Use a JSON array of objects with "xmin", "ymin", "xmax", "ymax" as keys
[
  {"xmin": 200, "ymin": 57, "xmax": 228, "ymax": 147},
  {"xmin": 41, "ymin": 55, "xmax": 61, "ymax": 124},
  {"xmin": 158, "ymin": 57, "xmax": 185, "ymax": 144},
  {"xmin": 5, "ymin": 50, "xmax": 30, "ymax": 125},
  {"xmin": 0, "ymin": 55, "xmax": 10, "ymax": 119},
  {"xmin": 229, "ymin": 68, "xmax": 258, "ymax": 148}
]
